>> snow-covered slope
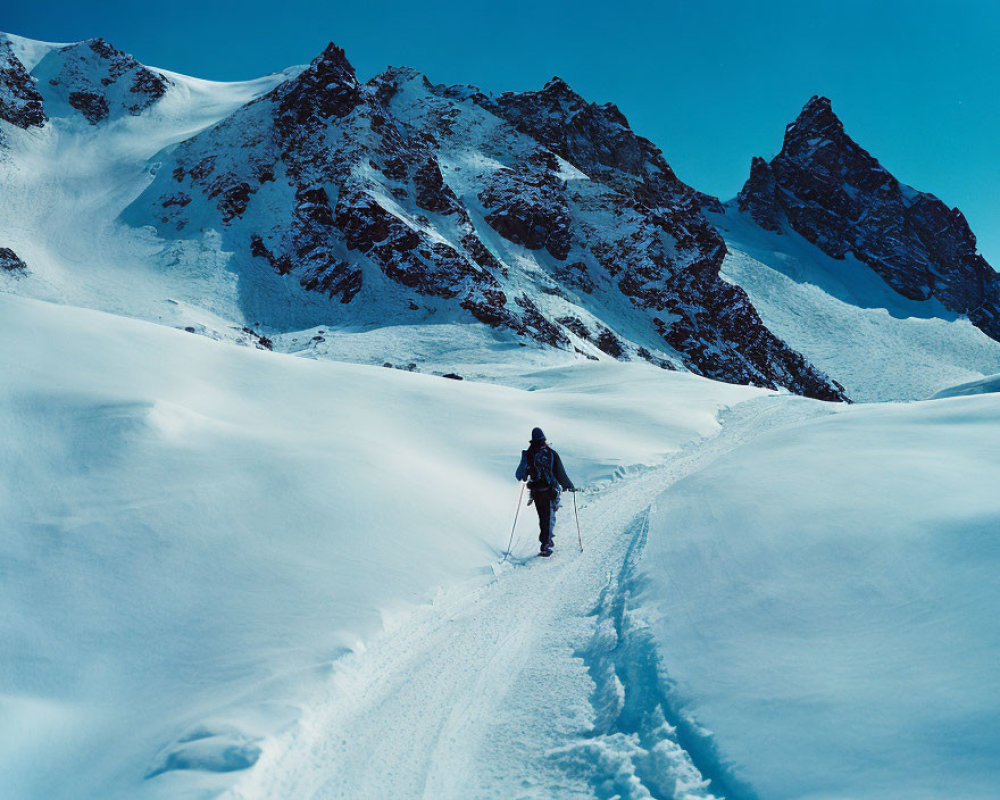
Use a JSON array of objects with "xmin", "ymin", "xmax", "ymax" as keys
[
  {"xmin": 931, "ymin": 372, "xmax": 1000, "ymax": 399},
  {"xmin": 0, "ymin": 290, "xmax": 761, "ymax": 799},
  {"xmin": 641, "ymin": 394, "xmax": 1000, "ymax": 799},
  {"xmin": 715, "ymin": 208, "xmax": 1000, "ymax": 402},
  {"xmin": 0, "ymin": 34, "xmax": 297, "ymax": 337}
]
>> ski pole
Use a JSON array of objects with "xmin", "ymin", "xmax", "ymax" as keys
[
  {"xmin": 502, "ymin": 483, "xmax": 526, "ymax": 563},
  {"xmin": 574, "ymin": 491, "xmax": 583, "ymax": 552}
]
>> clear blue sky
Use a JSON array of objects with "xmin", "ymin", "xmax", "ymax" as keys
[{"xmin": 4, "ymin": 0, "xmax": 998, "ymax": 264}]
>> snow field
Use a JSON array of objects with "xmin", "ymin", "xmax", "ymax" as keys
[
  {"xmin": 642, "ymin": 393, "xmax": 1000, "ymax": 799},
  {"xmin": 0, "ymin": 292, "xmax": 760, "ymax": 799}
]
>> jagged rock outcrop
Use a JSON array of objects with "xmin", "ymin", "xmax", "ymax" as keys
[
  {"xmin": 739, "ymin": 95, "xmax": 1000, "ymax": 339},
  {"xmin": 127, "ymin": 45, "xmax": 846, "ymax": 401},
  {"xmin": 0, "ymin": 247, "xmax": 28, "ymax": 273},
  {"xmin": 0, "ymin": 38, "xmax": 46, "ymax": 129},
  {"xmin": 42, "ymin": 38, "xmax": 169, "ymax": 124}
]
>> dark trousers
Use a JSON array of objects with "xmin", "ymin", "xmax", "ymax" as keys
[{"xmin": 531, "ymin": 487, "xmax": 556, "ymax": 549}]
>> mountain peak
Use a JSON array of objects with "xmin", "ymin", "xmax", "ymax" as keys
[
  {"xmin": 312, "ymin": 42, "xmax": 356, "ymax": 78},
  {"xmin": 782, "ymin": 95, "xmax": 846, "ymax": 151},
  {"xmin": 541, "ymin": 76, "xmax": 575, "ymax": 96},
  {"xmin": 738, "ymin": 95, "xmax": 1000, "ymax": 340},
  {"xmin": 272, "ymin": 42, "xmax": 361, "ymax": 126},
  {"xmin": 800, "ymin": 94, "xmax": 834, "ymax": 117}
]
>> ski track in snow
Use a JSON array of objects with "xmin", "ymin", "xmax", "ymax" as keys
[{"xmin": 231, "ymin": 395, "xmax": 832, "ymax": 800}]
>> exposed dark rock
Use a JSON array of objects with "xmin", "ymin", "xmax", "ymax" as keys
[
  {"xmin": 0, "ymin": 247, "xmax": 28, "ymax": 273},
  {"xmin": 514, "ymin": 294, "xmax": 570, "ymax": 348},
  {"xmin": 461, "ymin": 233, "xmax": 506, "ymax": 275},
  {"xmin": 0, "ymin": 39, "xmax": 46, "ymax": 128},
  {"xmin": 161, "ymin": 192, "xmax": 191, "ymax": 208},
  {"xmin": 218, "ymin": 182, "xmax": 253, "ymax": 222},
  {"xmin": 479, "ymin": 152, "xmax": 572, "ymax": 261},
  {"xmin": 556, "ymin": 315, "xmax": 591, "ymax": 341},
  {"xmin": 271, "ymin": 43, "xmax": 362, "ymax": 133},
  {"xmin": 555, "ymin": 315, "xmax": 626, "ymax": 358},
  {"xmin": 413, "ymin": 157, "xmax": 462, "ymax": 215},
  {"xmin": 249, "ymin": 185, "xmax": 364, "ymax": 304},
  {"xmin": 442, "ymin": 373, "xmax": 463, "ymax": 380},
  {"xmin": 737, "ymin": 157, "xmax": 782, "ymax": 232},
  {"xmin": 128, "ymin": 69, "xmax": 169, "ymax": 107},
  {"xmin": 68, "ymin": 91, "xmax": 109, "ymax": 124},
  {"xmin": 739, "ymin": 95, "xmax": 1000, "ymax": 340},
  {"xmin": 241, "ymin": 326, "xmax": 273, "ymax": 350},
  {"xmin": 596, "ymin": 328, "xmax": 625, "ymax": 358},
  {"xmin": 552, "ymin": 261, "xmax": 595, "ymax": 293},
  {"xmin": 637, "ymin": 347, "xmax": 675, "ymax": 370},
  {"xmin": 47, "ymin": 38, "xmax": 170, "ymax": 123}
]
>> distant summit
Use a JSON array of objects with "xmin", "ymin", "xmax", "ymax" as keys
[{"xmin": 738, "ymin": 95, "xmax": 1000, "ymax": 340}]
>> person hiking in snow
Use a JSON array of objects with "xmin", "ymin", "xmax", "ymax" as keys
[{"xmin": 515, "ymin": 427, "xmax": 575, "ymax": 557}]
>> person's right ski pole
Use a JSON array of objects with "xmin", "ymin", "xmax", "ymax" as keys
[
  {"xmin": 574, "ymin": 491, "xmax": 583, "ymax": 552},
  {"xmin": 502, "ymin": 483, "xmax": 526, "ymax": 562}
]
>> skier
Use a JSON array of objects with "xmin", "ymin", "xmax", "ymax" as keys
[{"xmin": 515, "ymin": 427, "xmax": 576, "ymax": 557}]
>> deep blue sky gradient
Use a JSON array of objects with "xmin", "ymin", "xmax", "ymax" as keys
[{"xmin": 5, "ymin": 1, "xmax": 998, "ymax": 263}]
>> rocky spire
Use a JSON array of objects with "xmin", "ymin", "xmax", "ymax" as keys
[
  {"xmin": 738, "ymin": 95, "xmax": 1000, "ymax": 339},
  {"xmin": 274, "ymin": 43, "xmax": 362, "ymax": 128}
]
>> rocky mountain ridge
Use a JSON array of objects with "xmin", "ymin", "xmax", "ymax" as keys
[
  {"xmin": 123, "ymin": 42, "xmax": 846, "ymax": 400},
  {"xmin": 5, "ymin": 35, "xmax": 995, "ymax": 402}
]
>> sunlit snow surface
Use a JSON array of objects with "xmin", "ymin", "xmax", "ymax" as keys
[
  {"xmin": 714, "ymin": 207, "xmax": 1000, "ymax": 402},
  {"xmin": 643, "ymin": 395, "xmax": 1000, "ymax": 799},
  {"xmin": 0, "ymin": 292, "xmax": 758, "ymax": 798}
]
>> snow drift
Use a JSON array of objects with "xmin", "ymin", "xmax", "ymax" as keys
[{"xmin": 642, "ymin": 394, "xmax": 1000, "ymax": 799}]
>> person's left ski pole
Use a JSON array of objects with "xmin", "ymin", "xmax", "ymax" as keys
[
  {"xmin": 574, "ymin": 491, "xmax": 583, "ymax": 552},
  {"xmin": 502, "ymin": 482, "xmax": 526, "ymax": 562}
]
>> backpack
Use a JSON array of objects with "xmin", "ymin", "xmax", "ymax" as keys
[{"xmin": 529, "ymin": 445, "xmax": 558, "ymax": 491}]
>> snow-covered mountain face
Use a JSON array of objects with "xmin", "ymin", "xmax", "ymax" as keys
[
  {"xmin": 127, "ymin": 44, "xmax": 849, "ymax": 399},
  {"xmin": 0, "ymin": 34, "xmax": 846, "ymax": 401},
  {"xmin": 3, "ymin": 35, "xmax": 998, "ymax": 402},
  {"xmin": 737, "ymin": 96, "xmax": 1000, "ymax": 341}
]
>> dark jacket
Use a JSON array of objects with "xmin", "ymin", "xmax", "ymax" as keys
[{"xmin": 516, "ymin": 444, "xmax": 575, "ymax": 491}]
